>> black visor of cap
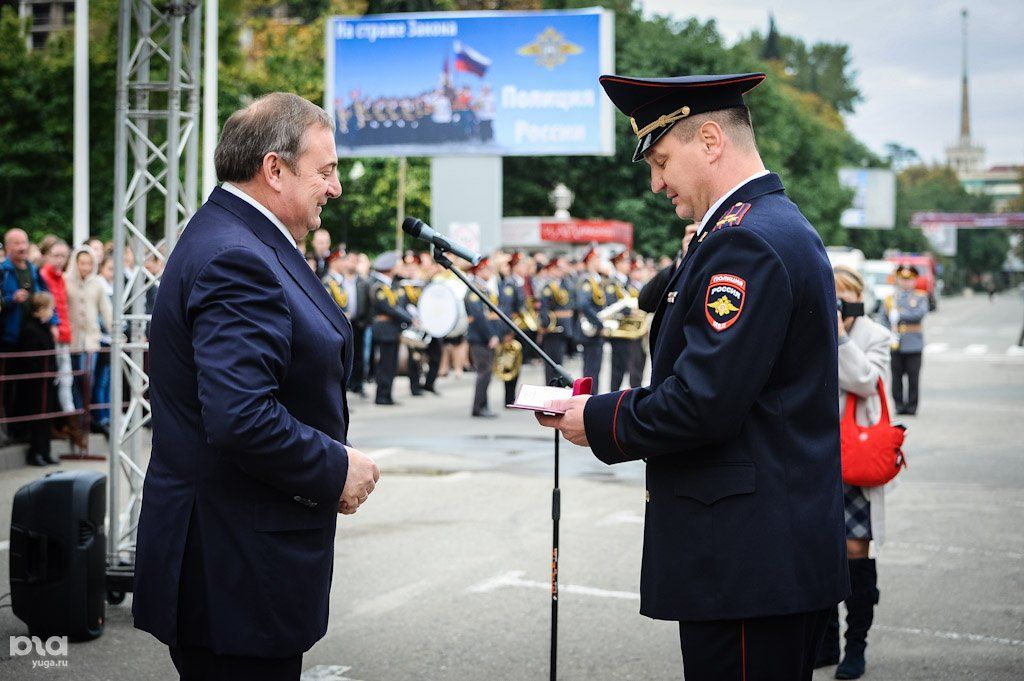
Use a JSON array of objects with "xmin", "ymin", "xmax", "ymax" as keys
[{"xmin": 598, "ymin": 73, "xmax": 766, "ymax": 162}]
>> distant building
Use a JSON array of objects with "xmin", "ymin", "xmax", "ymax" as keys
[
  {"xmin": 2, "ymin": 0, "xmax": 76, "ymax": 50},
  {"xmin": 960, "ymin": 165, "xmax": 1023, "ymax": 212},
  {"xmin": 945, "ymin": 9, "xmax": 986, "ymax": 174}
]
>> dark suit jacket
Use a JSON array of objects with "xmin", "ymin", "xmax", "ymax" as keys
[
  {"xmin": 583, "ymin": 173, "xmax": 848, "ymax": 622},
  {"xmin": 133, "ymin": 187, "xmax": 354, "ymax": 656},
  {"xmin": 638, "ymin": 261, "xmax": 677, "ymax": 313}
]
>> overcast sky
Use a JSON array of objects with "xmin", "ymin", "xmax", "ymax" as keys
[{"xmin": 640, "ymin": 0, "xmax": 1024, "ymax": 167}]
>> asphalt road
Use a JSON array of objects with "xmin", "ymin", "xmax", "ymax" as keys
[{"xmin": 1, "ymin": 291, "xmax": 1022, "ymax": 680}]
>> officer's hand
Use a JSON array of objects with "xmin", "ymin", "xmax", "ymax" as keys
[
  {"xmin": 339, "ymin": 446, "xmax": 380, "ymax": 515},
  {"xmin": 488, "ymin": 336, "xmax": 499, "ymax": 349},
  {"xmin": 837, "ymin": 311, "xmax": 846, "ymax": 338},
  {"xmin": 535, "ymin": 395, "xmax": 590, "ymax": 447},
  {"xmin": 12, "ymin": 288, "xmax": 28, "ymax": 304}
]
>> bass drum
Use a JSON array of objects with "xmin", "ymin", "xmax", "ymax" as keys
[{"xmin": 417, "ymin": 281, "xmax": 468, "ymax": 338}]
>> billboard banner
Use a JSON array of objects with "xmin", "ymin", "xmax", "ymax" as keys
[
  {"xmin": 839, "ymin": 168, "xmax": 896, "ymax": 229},
  {"xmin": 325, "ymin": 9, "xmax": 614, "ymax": 158}
]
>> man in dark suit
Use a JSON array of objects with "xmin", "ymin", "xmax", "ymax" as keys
[
  {"xmin": 134, "ymin": 92, "xmax": 381, "ymax": 681},
  {"xmin": 538, "ymin": 73, "xmax": 847, "ymax": 680}
]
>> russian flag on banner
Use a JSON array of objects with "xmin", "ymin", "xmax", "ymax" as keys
[{"xmin": 453, "ymin": 40, "xmax": 491, "ymax": 77}]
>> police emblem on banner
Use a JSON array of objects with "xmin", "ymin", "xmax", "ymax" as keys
[{"xmin": 704, "ymin": 273, "xmax": 746, "ymax": 331}]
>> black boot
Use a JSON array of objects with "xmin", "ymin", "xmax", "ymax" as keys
[
  {"xmin": 814, "ymin": 604, "xmax": 840, "ymax": 668},
  {"xmin": 837, "ymin": 558, "xmax": 879, "ymax": 679}
]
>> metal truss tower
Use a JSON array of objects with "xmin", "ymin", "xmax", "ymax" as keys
[{"xmin": 107, "ymin": 0, "xmax": 201, "ymax": 589}]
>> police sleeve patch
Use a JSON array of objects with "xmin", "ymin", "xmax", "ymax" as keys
[{"xmin": 704, "ymin": 273, "xmax": 746, "ymax": 331}]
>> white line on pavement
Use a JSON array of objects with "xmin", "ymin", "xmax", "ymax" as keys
[
  {"xmin": 470, "ymin": 570, "xmax": 639, "ymax": 601},
  {"xmin": 0, "ymin": 540, "xmax": 8, "ymax": 552},
  {"xmin": 887, "ymin": 541, "xmax": 1024, "ymax": 561},
  {"xmin": 301, "ymin": 665, "xmax": 363, "ymax": 681},
  {"xmin": 1008, "ymin": 345, "xmax": 1024, "ymax": 356},
  {"xmin": 599, "ymin": 511, "xmax": 645, "ymax": 525},
  {"xmin": 963, "ymin": 344, "xmax": 988, "ymax": 355},
  {"xmin": 924, "ymin": 343, "xmax": 949, "ymax": 354},
  {"xmin": 368, "ymin": 447, "xmax": 399, "ymax": 460},
  {"xmin": 874, "ymin": 625, "xmax": 1024, "ymax": 647}
]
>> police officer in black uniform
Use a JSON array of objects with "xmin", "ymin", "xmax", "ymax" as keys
[
  {"xmin": 537, "ymin": 72, "xmax": 848, "ymax": 681},
  {"xmin": 577, "ymin": 247, "xmax": 608, "ymax": 387},
  {"xmin": 607, "ymin": 248, "xmax": 637, "ymax": 392},
  {"xmin": 370, "ymin": 252, "xmax": 411, "ymax": 406},
  {"xmin": 396, "ymin": 257, "xmax": 426, "ymax": 397}
]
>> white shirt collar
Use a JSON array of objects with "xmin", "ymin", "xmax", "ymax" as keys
[
  {"xmin": 696, "ymin": 170, "xmax": 770, "ymax": 237},
  {"xmin": 221, "ymin": 182, "xmax": 299, "ymax": 250}
]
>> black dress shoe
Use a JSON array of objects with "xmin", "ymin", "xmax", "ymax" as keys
[
  {"xmin": 43, "ymin": 453, "xmax": 60, "ymax": 465},
  {"xmin": 27, "ymin": 454, "xmax": 47, "ymax": 467},
  {"xmin": 423, "ymin": 386, "xmax": 441, "ymax": 396},
  {"xmin": 410, "ymin": 390, "xmax": 425, "ymax": 397},
  {"xmin": 472, "ymin": 409, "xmax": 498, "ymax": 419},
  {"xmin": 375, "ymin": 398, "xmax": 400, "ymax": 406}
]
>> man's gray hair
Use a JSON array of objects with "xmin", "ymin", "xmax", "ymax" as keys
[{"xmin": 214, "ymin": 92, "xmax": 335, "ymax": 183}]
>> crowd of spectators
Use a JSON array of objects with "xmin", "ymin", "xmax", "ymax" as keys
[{"xmin": 0, "ymin": 228, "xmax": 133, "ymax": 465}]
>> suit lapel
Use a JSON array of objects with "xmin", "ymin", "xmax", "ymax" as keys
[
  {"xmin": 647, "ymin": 173, "xmax": 785, "ymax": 352},
  {"xmin": 208, "ymin": 188, "xmax": 351, "ymax": 338}
]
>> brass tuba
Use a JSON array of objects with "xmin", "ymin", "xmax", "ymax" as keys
[{"xmin": 493, "ymin": 338, "xmax": 523, "ymax": 381}]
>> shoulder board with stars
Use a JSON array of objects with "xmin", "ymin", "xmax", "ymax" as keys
[{"xmin": 712, "ymin": 202, "xmax": 752, "ymax": 232}]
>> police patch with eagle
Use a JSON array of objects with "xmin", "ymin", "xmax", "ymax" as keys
[{"xmin": 704, "ymin": 273, "xmax": 746, "ymax": 331}]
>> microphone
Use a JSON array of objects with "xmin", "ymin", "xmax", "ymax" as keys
[{"xmin": 402, "ymin": 218, "xmax": 482, "ymax": 266}]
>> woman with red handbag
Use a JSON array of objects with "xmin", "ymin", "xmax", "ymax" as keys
[{"xmin": 816, "ymin": 265, "xmax": 895, "ymax": 679}]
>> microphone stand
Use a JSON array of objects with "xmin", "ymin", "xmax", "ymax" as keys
[{"xmin": 431, "ymin": 247, "xmax": 571, "ymax": 681}]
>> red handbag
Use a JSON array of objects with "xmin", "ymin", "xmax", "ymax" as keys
[{"xmin": 840, "ymin": 378, "xmax": 907, "ymax": 487}]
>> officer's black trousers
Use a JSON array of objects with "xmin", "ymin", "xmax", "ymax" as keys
[
  {"xmin": 375, "ymin": 341, "xmax": 398, "ymax": 403},
  {"xmin": 678, "ymin": 608, "xmax": 830, "ymax": 681},
  {"xmin": 348, "ymin": 323, "xmax": 366, "ymax": 393},
  {"xmin": 423, "ymin": 337, "xmax": 442, "ymax": 390},
  {"xmin": 581, "ymin": 339, "xmax": 604, "ymax": 388},
  {"xmin": 469, "ymin": 343, "xmax": 494, "ymax": 414},
  {"xmin": 169, "ymin": 646, "xmax": 301, "ymax": 681},
  {"xmin": 890, "ymin": 351, "xmax": 922, "ymax": 413},
  {"xmin": 541, "ymin": 333, "xmax": 567, "ymax": 385},
  {"xmin": 608, "ymin": 338, "xmax": 631, "ymax": 392}
]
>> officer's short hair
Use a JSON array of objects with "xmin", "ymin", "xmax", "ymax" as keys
[
  {"xmin": 215, "ymin": 92, "xmax": 335, "ymax": 183},
  {"xmin": 673, "ymin": 106, "xmax": 756, "ymax": 150}
]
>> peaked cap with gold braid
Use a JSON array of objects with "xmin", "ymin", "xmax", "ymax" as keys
[{"xmin": 598, "ymin": 72, "xmax": 766, "ymax": 162}]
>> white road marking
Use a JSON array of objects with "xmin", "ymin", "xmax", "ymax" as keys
[
  {"xmin": 1008, "ymin": 345, "xmax": 1024, "ymax": 356},
  {"xmin": 0, "ymin": 540, "xmax": 8, "ymax": 552},
  {"xmin": 887, "ymin": 541, "xmax": 1024, "ymax": 561},
  {"xmin": 874, "ymin": 625, "xmax": 1024, "ymax": 647},
  {"xmin": 599, "ymin": 511, "xmax": 645, "ymax": 525},
  {"xmin": 963, "ymin": 344, "xmax": 988, "ymax": 355},
  {"xmin": 440, "ymin": 471, "xmax": 474, "ymax": 483},
  {"xmin": 470, "ymin": 570, "xmax": 639, "ymax": 601},
  {"xmin": 301, "ymin": 665, "xmax": 363, "ymax": 681},
  {"xmin": 470, "ymin": 572, "xmax": 1023, "ymax": 648},
  {"xmin": 924, "ymin": 342, "xmax": 949, "ymax": 354},
  {"xmin": 367, "ymin": 447, "xmax": 399, "ymax": 460}
]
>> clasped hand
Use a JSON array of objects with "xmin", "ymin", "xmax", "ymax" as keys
[{"xmin": 339, "ymin": 446, "xmax": 380, "ymax": 515}]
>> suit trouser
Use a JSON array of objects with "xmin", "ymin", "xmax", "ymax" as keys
[
  {"xmin": 627, "ymin": 338, "xmax": 646, "ymax": 387},
  {"xmin": 608, "ymin": 338, "xmax": 631, "ymax": 392},
  {"xmin": 169, "ymin": 646, "xmax": 301, "ymax": 681},
  {"xmin": 678, "ymin": 608, "xmax": 830, "ymax": 681},
  {"xmin": 890, "ymin": 351, "xmax": 922, "ymax": 412},
  {"xmin": 469, "ymin": 343, "xmax": 494, "ymax": 413},
  {"xmin": 541, "ymin": 332, "xmax": 567, "ymax": 385},
  {"xmin": 423, "ymin": 337, "xmax": 442, "ymax": 390},
  {"xmin": 581, "ymin": 339, "xmax": 604, "ymax": 388},
  {"xmin": 375, "ymin": 341, "xmax": 398, "ymax": 402}
]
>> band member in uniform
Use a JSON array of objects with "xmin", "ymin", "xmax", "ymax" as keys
[
  {"xmin": 498, "ymin": 252, "xmax": 527, "ymax": 406},
  {"xmin": 881, "ymin": 264, "xmax": 928, "ymax": 415},
  {"xmin": 538, "ymin": 72, "xmax": 848, "ymax": 681},
  {"xmin": 538, "ymin": 258, "xmax": 573, "ymax": 385},
  {"xmin": 370, "ymin": 252, "xmax": 411, "ymax": 406},
  {"xmin": 420, "ymin": 255, "xmax": 444, "ymax": 395},
  {"xmin": 607, "ymin": 249, "xmax": 636, "ymax": 392},
  {"xmin": 465, "ymin": 257, "xmax": 500, "ymax": 418},
  {"xmin": 577, "ymin": 247, "xmax": 608, "ymax": 387},
  {"xmin": 625, "ymin": 258, "xmax": 649, "ymax": 387},
  {"xmin": 397, "ymin": 257, "xmax": 425, "ymax": 397}
]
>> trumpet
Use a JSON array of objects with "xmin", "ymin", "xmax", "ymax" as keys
[{"xmin": 493, "ymin": 338, "xmax": 523, "ymax": 381}]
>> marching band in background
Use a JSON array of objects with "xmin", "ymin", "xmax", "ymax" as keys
[{"xmin": 312, "ymin": 236, "xmax": 665, "ymax": 416}]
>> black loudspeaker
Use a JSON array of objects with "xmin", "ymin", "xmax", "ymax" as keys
[{"xmin": 9, "ymin": 470, "xmax": 106, "ymax": 641}]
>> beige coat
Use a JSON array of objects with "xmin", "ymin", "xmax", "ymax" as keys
[
  {"xmin": 64, "ymin": 248, "xmax": 113, "ymax": 352},
  {"xmin": 838, "ymin": 315, "xmax": 894, "ymax": 543}
]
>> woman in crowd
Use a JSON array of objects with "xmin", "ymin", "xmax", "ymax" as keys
[
  {"xmin": 65, "ymin": 247, "xmax": 113, "ymax": 432},
  {"xmin": 817, "ymin": 265, "xmax": 894, "ymax": 680}
]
